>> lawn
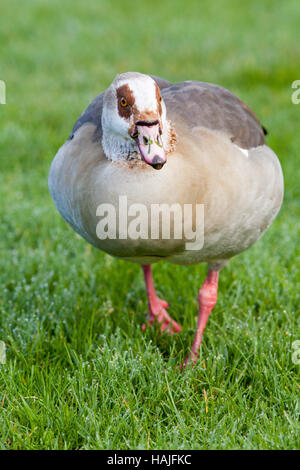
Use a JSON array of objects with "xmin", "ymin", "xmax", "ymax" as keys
[{"xmin": 0, "ymin": 0, "xmax": 299, "ymax": 450}]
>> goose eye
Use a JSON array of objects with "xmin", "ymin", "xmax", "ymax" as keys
[
  {"xmin": 120, "ymin": 97, "xmax": 128, "ymax": 107},
  {"xmin": 159, "ymin": 96, "xmax": 162, "ymax": 102}
]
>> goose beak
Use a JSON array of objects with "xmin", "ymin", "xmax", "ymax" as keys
[{"xmin": 132, "ymin": 121, "xmax": 166, "ymax": 170}]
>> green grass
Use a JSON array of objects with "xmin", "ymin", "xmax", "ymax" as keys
[{"xmin": 0, "ymin": 0, "xmax": 299, "ymax": 450}]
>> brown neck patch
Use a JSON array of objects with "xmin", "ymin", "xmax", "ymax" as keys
[{"xmin": 166, "ymin": 121, "xmax": 177, "ymax": 155}]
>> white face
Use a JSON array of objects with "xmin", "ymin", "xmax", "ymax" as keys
[
  {"xmin": 101, "ymin": 73, "xmax": 169, "ymax": 168},
  {"xmin": 102, "ymin": 73, "xmax": 166, "ymax": 140}
]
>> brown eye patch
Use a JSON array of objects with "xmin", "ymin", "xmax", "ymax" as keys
[
  {"xmin": 116, "ymin": 84, "xmax": 135, "ymax": 119},
  {"xmin": 155, "ymin": 84, "xmax": 162, "ymax": 115}
]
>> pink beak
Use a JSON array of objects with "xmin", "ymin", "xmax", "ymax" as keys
[{"xmin": 133, "ymin": 121, "xmax": 166, "ymax": 170}]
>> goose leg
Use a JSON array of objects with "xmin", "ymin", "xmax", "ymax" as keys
[
  {"xmin": 141, "ymin": 264, "xmax": 182, "ymax": 334},
  {"xmin": 184, "ymin": 270, "xmax": 219, "ymax": 367}
]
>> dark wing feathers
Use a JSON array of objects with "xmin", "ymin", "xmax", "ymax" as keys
[
  {"xmin": 162, "ymin": 81, "xmax": 265, "ymax": 149},
  {"xmin": 69, "ymin": 92, "xmax": 104, "ymax": 141}
]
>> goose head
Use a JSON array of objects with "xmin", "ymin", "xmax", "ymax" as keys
[{"xmin": 101, "ymin": 72, "xmax": 171, "ymax": 170}]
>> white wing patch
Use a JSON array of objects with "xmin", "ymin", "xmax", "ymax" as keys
[{"xmin": 234, "ymin": 144, "xmax": 249, "ymax": 158}]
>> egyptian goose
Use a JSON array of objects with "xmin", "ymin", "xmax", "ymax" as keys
[{"xmin": 49, "ymin": 72, "xmax": 284, "ymax": 366}]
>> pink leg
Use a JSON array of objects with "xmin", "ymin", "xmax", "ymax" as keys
[
  {"xmin": 141, "ymin": 265, "xmax": 182, "ymax": 334},
  {"xmin": 184, "ymin": 270, "xmax": 219, "ymax": 367}
]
